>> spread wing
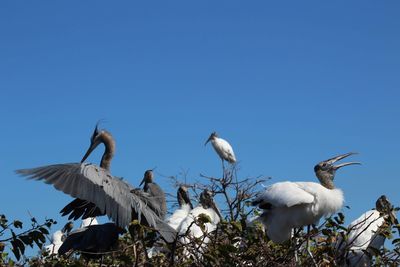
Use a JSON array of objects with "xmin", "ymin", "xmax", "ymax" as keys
[
  {"xmin": 16, "ymin": 163, "xmax": 176, "ymax": 242},
  {"xmin": 253, "ymin": 181, "xmax": 315, "ymax": 208}
]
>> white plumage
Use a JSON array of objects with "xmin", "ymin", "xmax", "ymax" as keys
[
  {"xmin": 205, "ymin": 132, "xmax": 236, "ymax": 164},
  {"xmin": 177, "ymin": 190, "xmax": 221, "ymax": 255},
  {"xmin": 45, "ymin": 230, "xmax": 64, "ymax": 255},
  {"xmin": 253, "ymin": 153, "xmax": 360, "ymax": 244},
  {"xmin": 167, "ymin": 204, "xmax": 192, "ymax": 231},
  {"xmin": 336, "ymin": 195, "xmax": 394, "ymax": 267},
  {"xmin": 255, "ymin": 182, "xmax": 344, "ymax": 243},
  {"xmin": 80, "ymin": 217, "xmax": 99, "ymax": 228}
]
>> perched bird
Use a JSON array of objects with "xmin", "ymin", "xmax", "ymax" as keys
[
  {"xmin": 337, "ymin": 195, "xmax": 398, "ymax": 267},
  {"xmin": 147, "ymin": 186, "xmax": 194, "ymax": 258},
  {"xmin": 139, "ymin": 170, "xmax": 167, "ymax": 220},
  {"xmin": 16, "ymin": 124, "xmax": 176, "ymax": 242},
  {"xmin": 45, "ymin": 222, "xmax": 73, "ymax": 255},
  {"xmin": 205, "ymin": 132, "xmax": 236, "ymax": 170},
  {"xmin": 178, "ymin": 189, "xmax": 222, "ymax": 246},
  {"xmin": 252, "ymin": 152, "xmax": 360, "ymax": 243},
  {"xmin": 58, "ymin": 222, "xmax": 124, "ymax": 259},
  {"xmin": 166, "ymin": 186, "xmax": 193, "ymax": 231}
]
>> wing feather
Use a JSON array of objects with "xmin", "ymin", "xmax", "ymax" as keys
[
  {"xmin": 253, "ymin": 181, "xmax": 315, "ymax": 208},
  {"xmin": 17, "ymin": 163, "xmax": 158, "ymax": 229}
]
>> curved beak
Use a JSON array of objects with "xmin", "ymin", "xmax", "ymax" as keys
[
  {"xmin": 326, "ymin": 152, "xmax": 361, "ymax": 170},
  {"xmin": 204, "ymin": 136, "xmax": 212, "ymax": 146},
  {"xmin": 139, "ymin": 176, "xmax": 145, "ymax": 187},
  {"xmin": 81, "ymin": 141, "xmax": 100, "ymax": 163}
]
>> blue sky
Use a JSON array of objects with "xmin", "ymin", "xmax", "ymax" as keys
[{"xmin": 1, "ymin": 0, "xmax": 400, "ymax": 256}]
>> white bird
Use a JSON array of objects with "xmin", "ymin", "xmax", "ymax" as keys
[
  {"xmin": 45, "ymin": 222, "xmax": 73, "ymax": 255},
  {"xmin": 252, "ymin": 152, "xmax": 360, "ymax": 244},
  {"xmin": 147, "ymin": 186, "xmax": 194, "ymax": 258},
  {"xmin": 166, "ymin": 186, "xmax": 193, "ymax": 231},
  {"xmin": 178, "ymin": 189, "xmax": 221, "ymax": 251},
  {"xmin": 205, "ymin": 132, "xmax": 236, "ymax": 171},
  {"xmin": 337, "ymin": 195, "xmax": 397, "ymax": 267}
]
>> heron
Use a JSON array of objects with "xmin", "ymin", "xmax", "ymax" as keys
[
  {"xmin": 336, "ymin": 195, "xmax": 398, "ymax": 267},
  {"xmin": 205, "ymin": 132, "xmax": 236, "ymax": 174},
  {"xmin": 58, "ymin": 222, "xmax": 125, "ymax": 260},
  {"xmin": 16, "ymin": 124, "xmax": 176, "ymax": 243},
  {"xmin": 139, "ymin": 170, "xmax": 167, "ymax": 220},
  {"xmin": 178, "ymin": 189, "xmax": 222, "ymax": 252},
  {"xmin": 252, "ymin": 152, "xmax": 361, "ymax": 244},
  {"xmin": 45, "ymin": 222, "xmax": 73, "ymax": 256}
]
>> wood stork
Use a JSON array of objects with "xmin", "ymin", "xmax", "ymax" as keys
[
  {"xmin": 147, "ymin": 186, "xmax": 194, "ymax": 258},
  {"xmin": 337, "ymin": 195, "xmax": 398, "ymax": 267},
  {"xmin": 252, "ymin": 152, "xmax": 360, "ymax": 244},
  {"xmin": 16, "ymin": 124, "xmax": 176, "ymax": 242},
  {"xmin": 178, "ymin": 189, "xmax": 222, "ymax": 247},
  {"xmin": 58, "ymin": 222, "xmax": 124, "ymax": 259},
  {"xmin": 45, "ymin": 222, "xmax": 73, "ymax": 255},
  {"xmin": 166, "ymin": 186, "xmax": 193, "ymax": 231},
  {"xmin": 205, "ymin": 132, "xmax": 236, "ymax": 172},
  {"xmin": 140, "ymin": 169, "xmax": 167, "ymax": 220}
]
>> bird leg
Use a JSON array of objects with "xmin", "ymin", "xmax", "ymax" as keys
[
  {"xmin": 221, "ymin": 159, "xmax": 225, "ymax": 179},
  {"xmin": 306, "ymin": 225, "xmax": 318, "ymax": 267}
]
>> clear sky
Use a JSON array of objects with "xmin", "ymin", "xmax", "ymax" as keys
[{"xmin": 1, "ymin": 0, "xmax": 400, "ymax": 256}]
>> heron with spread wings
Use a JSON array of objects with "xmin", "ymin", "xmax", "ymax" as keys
[{"xmin": 16, "ymin": 124, "xmax": 176, "ymax": 243}]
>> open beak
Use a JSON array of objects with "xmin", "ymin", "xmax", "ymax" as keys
[
  {"xmin": 81, "ymin": 141, "xmax": 100, "ymax": 163},
  {"xmin": 325, "ymin": 152, "xmax": 361, "ymax": 170}
]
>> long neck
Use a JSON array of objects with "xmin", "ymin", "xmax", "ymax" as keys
[
  {"xmin": 100, "ymin": 131, "xmax": 115, "ymax": 171},
  {"xmin": 318, "ymin": 176, "xmax": 335, "ymax": 190}
]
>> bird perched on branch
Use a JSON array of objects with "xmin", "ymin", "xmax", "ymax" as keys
[
  {"xmin": 140, "ymin": 169, "xmax": 167, "ymax": 220},
  {"xmin": 16, "ymin": 124, "xmax": 176, "ymax": 243},
  {"xmin": 45, "ymin": 222, "xmax": 73, "ymax": 255},
  {"xmin": 166, "ymin": 186, "xmax": 193, "ymax": 231},
  {"xmin": 178, "ymin": 189, "xmax": 222, "ymax": 247},
  {"xmin": 252, "ymin": 152, "xmax": 360, "ymax": 243},
  {"xmin": 337, "ymin": 195, "xmax": 398, "ymax": 267},
  {"xmin": 205, "ymin": 132, "xmax": 236, "ymax": 171}
]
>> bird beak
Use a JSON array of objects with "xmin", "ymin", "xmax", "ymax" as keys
[
  {"xmin": 81, "ymin": 141, "xmax": 100, "ymax": 163},
  {"xmin": 204, "ymin": 136, "xmax": 212, "ymax": 146},
  {"xmin": 325, "ymin": 152, "xmax": 361, "ymax": 170},
  {"xmin": 139, "ymin": 176, "xmax": 145, "ymax": 187}
]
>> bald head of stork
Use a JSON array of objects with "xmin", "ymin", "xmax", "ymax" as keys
[
  {"xmin": 177, "ymin": 185, "xmax": 193, "ymax": 209},
  {"xmin": 199, "ymin": 189, "xmax": 222, "ymax": 220},
  {"xmin": 314, "ymin": 152, "xmax": 361, "ymax": 189},
  {"xmin": 204, "ymin": 132, "xmax": 218, "ymax": 146}
]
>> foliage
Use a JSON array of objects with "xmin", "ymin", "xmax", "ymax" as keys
[
  {"xmin": 0, "ymin": 214, "xmax": 56, "ymax": 266},
  {"xmin": 5, "ymin": 166, "xmax": 400, "ymax": 266}
]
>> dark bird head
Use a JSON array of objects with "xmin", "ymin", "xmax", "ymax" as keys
[
  {"xmin": 314, "ymin": 152, "xmax": 361, "ymax": 189},
  {"xmin": 140, "ymin": 169, "xmax": 154, "ymax": 187},
  {"xmin": 205, "ymin": 132, "xmax": 218, "ymax": 146},
  {"xmin": 61, "ymin": 221, "xmax": 74, "ymax": 234},
  {"xmin": 376, "ymin": 195, "xmax": 398, "ymax": 225},
  {"xmin": 199, "ymin": 189, "xmax": 222, "ymax": 219},
  {"xmin": 177, "ymin": 185, "xmax": 193, "ymax": 209}
]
